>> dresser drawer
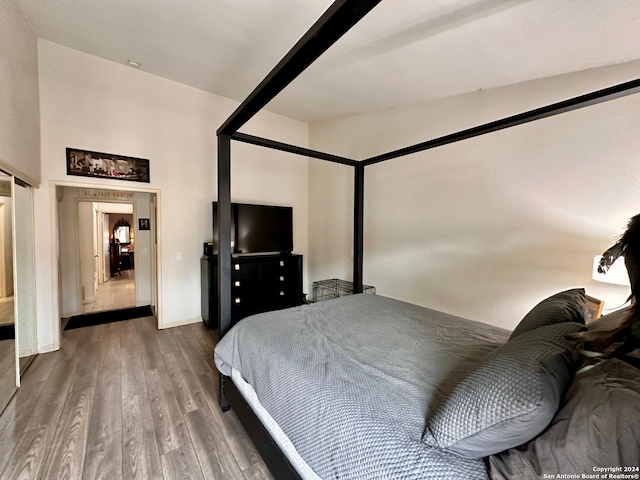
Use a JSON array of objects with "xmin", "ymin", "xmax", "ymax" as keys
[
  {"xmin": 259, "ymin": 271, "xmax": 296, "ymax": 288},
  {"xmin": 262, "ymin": 257, "xmax": 300, "ymax": 277},
  {"xmin": 231, "ymin": 290, "xmax": 261, "ymax": 311},
  {"xmin": 231, "ymin": 262, "xmax": 259, "ymax": 280},
  {"xmin": 205, "ymin": 254, "xmax": 303, "ymax": 329},
  {"xmin": 231, "ymin": 277, "xmax": 260, "ymax": 292},
  {"xmin": 265, "ymin": 284, "xmax": 300, "ymax": 305}
]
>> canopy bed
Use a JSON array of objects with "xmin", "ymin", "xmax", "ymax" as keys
[{"xmin": 214, "ymin": 1, "xmax": 640, "ymax": 478}]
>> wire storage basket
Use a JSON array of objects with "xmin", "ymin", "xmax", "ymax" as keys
[{"xmin": 312, "ymin": 278, "xmax": 375, "ymax": 302}]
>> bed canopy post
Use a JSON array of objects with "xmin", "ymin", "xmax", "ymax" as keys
[
  {"xmin": 214, "ymin": 0, "xmax": 381, "ymax": 349},
  {"xmin": 217, "ymin": 133, "xmax": 233, "ymax": 410},
  {"xmin": 211, "ymin": 0, "xmax": 640, "ymax": 473},
  {"xmin": 217, "ymin": 0, "xmax": 383, "ymax": 136},
  {"xmin": 353, "ymin": 163, "xmax": 364, "ymax": 293}
]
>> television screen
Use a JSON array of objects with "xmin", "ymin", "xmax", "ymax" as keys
[
  {"xmin": 212, "ymin": 202, "xmax": 293, "ymax": 254},
  {"xmin": 235, "ymin": 203, "xmax": 293, "ymax": 254}
]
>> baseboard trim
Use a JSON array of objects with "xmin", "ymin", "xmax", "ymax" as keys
[
  {"xmin": 19, "ymin": 347, "xmax": 36, "ymax": 357},
  {"xmin": 38, "ymin": 343, "xmax": 57, "ymax": 354},
  {"xmin": 161, "ymin": 317, "xmax": 202, "ymax": 330}
]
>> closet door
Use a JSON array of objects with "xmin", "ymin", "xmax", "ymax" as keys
[
  {"xmin": 0, "ymin": 171, "xmax": 16, "ymax": 410},
  {"xmin": 14, "ymin": 179, "xmax": 36, "ymax": 375}
]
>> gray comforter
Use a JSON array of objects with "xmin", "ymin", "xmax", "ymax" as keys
[{"xmin": 215, "ymin": 294, "xmax": 510, "ymax": 479}]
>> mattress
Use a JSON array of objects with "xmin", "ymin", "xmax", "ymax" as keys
[
  {"xmin": 230, "ymin": 367, "xmax": 321, "ymax": 479},
  {"xmin": 215, "ymin": 294, "xmax": 510, "ymax": 479}
]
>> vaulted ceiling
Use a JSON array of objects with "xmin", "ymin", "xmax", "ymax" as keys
[{"xmin": 14, "ymin": 0, "xmax": 640, "ymax": 123}]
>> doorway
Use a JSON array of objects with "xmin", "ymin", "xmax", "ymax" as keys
[
  {"xmin": 81, "ymin": 203, "xmax": 136, "ymax": 314},
  {"xmin": 57, "ymin": 186, "xmax": 158, "ymax": 324}
]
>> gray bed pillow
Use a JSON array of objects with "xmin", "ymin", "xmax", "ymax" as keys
[
  {"xmin": 489, "ymin": 358, "xmax": 640, "ymax": 479},
  {"xmin": 423, "ymin": 322, "xmax": 584, "ymax": 458},
  {"xmin": 509, "ymin": 288, "xmax": 587, "ymax": 340}
]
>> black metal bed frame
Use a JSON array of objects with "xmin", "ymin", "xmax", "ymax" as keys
[{"xmin": 215, "ymin": 1, "xmax": 640, "ymax": 477}]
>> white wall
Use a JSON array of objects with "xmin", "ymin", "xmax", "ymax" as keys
[
  {"xmin": 309, "ymin": 61, "xmax": 640, "ymax": 330},
  {"xmin": 101, "ymin": 212, "xmax": 110, "ymax": 283},
  {"xmin": 35, "ymin": 40, "xmax": 308, "ymax": 351},
  {"xmin": 0, "ymin": 0, "xmax": 40, "ymax": 185},
  {"xmin": 307, "ymin": 161, "xmax": 354, "ymax": 287},
  {"xmin": 96, "ymin": 203, "xmax": 133, "ymax": 214}
]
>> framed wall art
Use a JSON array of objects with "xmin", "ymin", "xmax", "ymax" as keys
[
  {"xmin": 67, "ymin": 148, "xmax": 150, "ymax": 183},
  {"xmin": 585, "ymin": 295, "xmax": 605, "ymax": 323},
  {"xmin": 139, "ymin": 218, "xmax": 150, "ymax": 230}
]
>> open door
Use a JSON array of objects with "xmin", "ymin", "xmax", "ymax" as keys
[
  {"xmin": 78, "ymin": 201, "xmax": 96, "ymax": 305},
  {"xmin": 0, "ymin": 171, "xmax": 15, "ymax": 411},
  {"xmin": 14, "ymin": 178, "xmax": 37, "ymax": 374}
]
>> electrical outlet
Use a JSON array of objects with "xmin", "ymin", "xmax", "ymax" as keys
[
  {"xmin": 142, "ymin": 247, "xmax": 148, "ymax": 254},
  {"xmin": 176, "ymin": 252, "xmax": 182, "ymax": 261}
]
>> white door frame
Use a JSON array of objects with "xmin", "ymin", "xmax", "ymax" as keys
[
  {"xmin": 51, "ymin": 180, "xmax": 162, "ymax": 349},
  {"xmin": 92, "ymin": 204, "xmax": 99, "ymax": 295},
  {"xmin": 97, "ymin": 211, "xmax": 105, "ymax": 285}
]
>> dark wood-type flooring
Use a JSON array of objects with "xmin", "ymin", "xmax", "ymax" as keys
[
  {"xmin": 0, "ymin": 316, "xmax": 275, "ymax": 480},
  {"xmin": 0, "ymin": 338, "xmax": 17, "ymax": 415}
]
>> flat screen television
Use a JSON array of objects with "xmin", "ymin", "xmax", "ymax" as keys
[{"xmin": 212, "ymin": 202, "xmax": 293, "ymax": 255}]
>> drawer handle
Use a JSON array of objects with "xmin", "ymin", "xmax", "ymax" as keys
[
  {"xmin": 235, "ymin": 297, "xmax": 241, "ymax": 304},
  {"xmin": 234, "ymin": 281, "xmax": 241, "ymax": 287},
  {"xmin": 279, "ymin": 291, "xmax": 285, "ymax": 296},
  {"xmin": 279, "ymin": 261, "xmax": 285, "ymax": 267},
  {"xmin": 279, "ymin": 276, "xmax": 285, "ymax": 282},
  {"xmin": 234, "ymin": 264, "xmax": 240, "ymax": 271}
]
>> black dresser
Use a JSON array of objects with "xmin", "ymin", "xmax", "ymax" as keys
[{"xmin": 201, "ymin": 253, "xmax": 303, "ymax": 329}]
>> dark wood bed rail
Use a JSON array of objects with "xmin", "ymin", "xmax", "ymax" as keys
[{"xmin": 222, "ymin": 376, "xmax": 303, "ymax": 480}]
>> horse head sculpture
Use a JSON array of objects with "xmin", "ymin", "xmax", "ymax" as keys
[{"xmin": 569, "ymin": 214, "xmax": 640, "ymax": 364}]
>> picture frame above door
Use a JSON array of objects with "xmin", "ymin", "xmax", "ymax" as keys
[{"xmin": 66, "ymin": 148, "xmax": 150, "ymax": 183}]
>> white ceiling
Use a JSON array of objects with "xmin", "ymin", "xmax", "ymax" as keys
[{"xmin": 14, "ymin": 0, "xmax": 640, "ymax": 124}]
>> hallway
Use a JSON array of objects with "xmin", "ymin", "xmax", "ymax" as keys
[{"xmin": 81, "ymin": 270, "xmax": 135, "ymax": 314}]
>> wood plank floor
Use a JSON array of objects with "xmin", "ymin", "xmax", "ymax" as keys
[
  {"xmin": 82, "ymin": 270, "xmax": 136, "ymax": 314},
  {"xmin": 0, "ymin": 316, "xmax": 275, "ymax": 480},
  {"xmin": 0, "ymin": 338, "xmax": 16, "ymax": 415}
]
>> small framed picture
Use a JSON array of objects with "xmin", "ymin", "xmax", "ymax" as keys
[
  {"xmin": 139, "ymin": 218, "xmax": 150, "ymax": 231},
  {"xmin": 585, "ymin": 295, "xmax": 604, "ymax": 323}
]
